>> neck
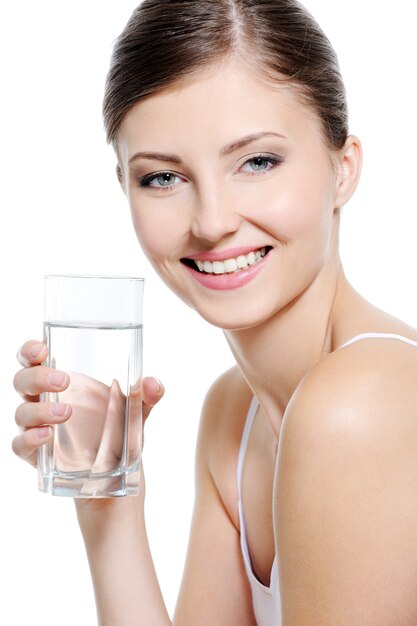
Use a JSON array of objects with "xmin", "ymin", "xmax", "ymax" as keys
[{"xmin": 223, "ymin": 258, "xmax": 347, "ymax": 438}]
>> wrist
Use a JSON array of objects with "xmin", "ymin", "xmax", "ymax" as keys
[
  {"xmin": 75, "ymin": 491, "xmax": 145, "ymax": 540},
  {"xmin": 72, "ymin": 478, "xmax": 171, "ymax": 625},
  {"xmin": 75, "ymin": 466, "xmax": 146, "ymax": 533}
]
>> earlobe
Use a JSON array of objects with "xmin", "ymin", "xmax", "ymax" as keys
[{"xmin": 334, "ymin": 135, "xmax": 363, "ymax": 208}]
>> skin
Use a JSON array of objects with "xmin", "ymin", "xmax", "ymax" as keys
[{"xmin": 13, "ymin": 55, "xmax": 417, "ymax": 624}]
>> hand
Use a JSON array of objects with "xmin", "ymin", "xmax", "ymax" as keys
[
  {"xmin": 12, "ymin": 340, "xmax": 164, "ymax": 473},
  {"xmin": 13, "ymin": 340, "xmax": 71, "ymax": 467}
]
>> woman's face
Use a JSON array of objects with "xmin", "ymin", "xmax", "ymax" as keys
[{"xmin": 117, "ymin": 57, "xmax": 346, "ymax": 330}]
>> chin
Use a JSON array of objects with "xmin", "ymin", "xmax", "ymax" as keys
[
  {"xmin": 187, "ymin": 298, "xmax": 278, "ymax": 332},
  {"xmin": 154, "ymin": 268, "xmax": 286, "ymax": 331}
]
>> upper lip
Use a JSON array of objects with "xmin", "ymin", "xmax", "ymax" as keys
[{"xmin": 182, "ymin": 246, "xmax": 269, "ymax": 262}]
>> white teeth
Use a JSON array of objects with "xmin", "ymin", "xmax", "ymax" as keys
[
  {"xmin": 247, "ymin": 251, "xmax": 256, "ymax": 265},
  {"xmin": 193, "ymin": 247, "xmax": 268, "ymax": 275},
  {"xmin": 237, "ymin": 255, "xmax": 248, "ymax": 269},
  {"xmin": 224, "ymin": 258, "xmax": 238, "ymax": 273},
  {"xmin": 212, "ymin": 261, "xmax": 225, "ymax": 274}
]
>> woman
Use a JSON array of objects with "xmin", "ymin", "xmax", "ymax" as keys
[{"xmin": 12, "ymin": 1, "xmax": 417, "ymax": 624}]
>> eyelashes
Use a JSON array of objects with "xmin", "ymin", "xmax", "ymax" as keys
[
  {"xmin": 137, "ymin": 154, "xmax": 284, "ymax": 192},
  {"xmin": 139, "ymin": 171, "xmax": 182, "ymax": 190}
]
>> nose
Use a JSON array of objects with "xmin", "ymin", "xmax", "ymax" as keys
[{"xmin": 190, "ymin": 186, "xmax": 242, "ymax": 243}]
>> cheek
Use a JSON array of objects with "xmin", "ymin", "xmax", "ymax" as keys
[
  {"xmin": 262, "ymin": 164, "xmax": 335, "ymax": 241},
  {"xmin": 129, "ymin": 199, "xmax": 180, "ymax": 262}
]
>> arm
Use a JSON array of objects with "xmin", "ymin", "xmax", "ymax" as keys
[
  {"xmin": 13, "ymin": 341, "xmax": 254, "ymax": 625},
  {"xmin": 273, "ymin": 347, "xmax": 417, "ymax": 625},
  {"xmin": 12, "ymin": 341, "xmax": 170, "ymax": 625},
  {"xmin": 78, "ymin": 368, "xmax": 256, "ymax": 626},
  {"xmin": 173, "ymin": 368, "xmax": 256, "ymax": 625},
  {"xmin": 76, "ymin": 490, "xmax": 172, "ymax": 626}
]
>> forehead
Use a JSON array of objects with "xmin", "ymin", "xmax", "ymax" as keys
[{"xmin": 117, "ymin": 57, "xmax": 323, "ymax": 160}]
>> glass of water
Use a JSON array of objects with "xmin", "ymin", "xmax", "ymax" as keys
[{"xmin": 38, "ymin": 274, "xmax": 144, "ymax": 498}]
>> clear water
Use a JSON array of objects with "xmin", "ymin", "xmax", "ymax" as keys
[{"xmin": 38, "ymin": 322, "xmax": 143, "ymax": 497}]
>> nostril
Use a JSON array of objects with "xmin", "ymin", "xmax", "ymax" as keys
[{"xmin": 190, "ymin": 209, "xmax": 242, "ymax": 242}]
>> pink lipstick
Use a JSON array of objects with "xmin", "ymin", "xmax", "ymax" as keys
[{"xmin": 181, "ymin": 246, "xmax": 272, "ymax": 291}]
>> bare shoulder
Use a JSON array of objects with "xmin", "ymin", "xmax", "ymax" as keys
[
  {"xmin": 196, "ymin": 365, "xmax": 253, "ymax": 526},
  {"xmin": 197, "ymin": 365, "xmax": 252, "ymax": 447},
  {"xmin": 198, "ymin": 365, "xmax": 252, "ymax": 446},
  {"xmin": 278, "ymin": 336, "xmax": 417, "ymax": 493},
  {"xmin": 275, "ymin": 338, "xmax": 417, "ymax": 624},
  {"xmin": 283, "ymin": 335, "xmax": 417, "ymax": 441}
]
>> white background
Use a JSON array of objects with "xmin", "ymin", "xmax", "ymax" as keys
[{"xmin": 1, "ymin": 1, "xmax": 416, "ymax": 624}]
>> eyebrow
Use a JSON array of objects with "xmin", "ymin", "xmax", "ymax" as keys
[{"xmin": 128, "ymin": 131, "xmax": 287, "ymax": 165}]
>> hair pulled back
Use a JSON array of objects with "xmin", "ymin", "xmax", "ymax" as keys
[{"xmin": 103, "ymin": 0, "xmax": 348, "ymax": 151}]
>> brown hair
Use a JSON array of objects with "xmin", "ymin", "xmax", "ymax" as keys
[{"xmin": 103, "ymin": 0, "xmax": 348, "ymax": 151}]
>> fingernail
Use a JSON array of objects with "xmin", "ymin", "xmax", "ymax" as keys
[
  {"xmin": 154, "ymin": 377, "xmax": 162, "ymax": 393},
  {"xmin": 30, "ymin": 344, "xmax": 45, "ymax": 358},
  {"xmin": 47, "ymin": 371, "xmax": 68, "ymax": 388},
  {"xmin": 50, "ymin": 403, "xmax": 70, "ymax": 417},
  {"xmin": 38, "ymin": 426, "xmax": 52, "ymax": 439}
]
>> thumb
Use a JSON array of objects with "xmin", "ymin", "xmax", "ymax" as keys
[{"xmin": 141, "ymin": 376, "xmax": 165, "ymax": 422}]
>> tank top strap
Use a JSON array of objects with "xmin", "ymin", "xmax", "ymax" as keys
[
  {"xmin": 338, "ymin": 332, "xmax": 417, "ymax": 350},
  {"xmin": 237, "ymin": 395, "xmax": 259, "ymax": 502}
]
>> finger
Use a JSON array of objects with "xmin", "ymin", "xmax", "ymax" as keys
[
  {"xmin": 13, "ymin": 366, "xmax": 70, "ymax": 399},
  {"xmin": 142, "ymin": 376, "xmax": 164, "ymax": 422},
  {"xmin": 16, "ymin": 340, "xmax": 48, "ymax": 368},
  {"xmin": 15, "ymin": 401, "xmax": 72, "ymax": 430},
  {"xmin": 11, "ymin": 425, "xmax": 53, "ymax": 466},
  {"xmin": 86, "ymin": 379, "xmax": 126, "ymax": 480}
]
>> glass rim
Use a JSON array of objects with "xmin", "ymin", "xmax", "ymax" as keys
[{"xmin": 44, "ymin": 273, "xmax": 144, "ymax": 282}]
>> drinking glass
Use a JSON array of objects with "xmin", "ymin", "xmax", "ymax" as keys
[{"xmin": 38, "ymin": 274, "xmax": 144, "ymax": 498}]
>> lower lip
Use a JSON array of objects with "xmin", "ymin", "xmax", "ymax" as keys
[{"xmin": 182, "ymin": 252, "xmax": 272, "ymax": 290}]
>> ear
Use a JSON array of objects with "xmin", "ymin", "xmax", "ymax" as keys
[{"xmin": 333, "ymin": 135, "xmax": 363, "ymax": 209}]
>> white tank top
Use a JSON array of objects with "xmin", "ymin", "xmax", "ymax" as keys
[{"xmin": 236, "ymin": 332, "xmax": 417, "ymax": 625}]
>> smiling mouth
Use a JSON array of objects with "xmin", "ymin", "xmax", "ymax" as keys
[{"xmin": 181, "ymin": 246, "xmax": 272, "ymax": 275}]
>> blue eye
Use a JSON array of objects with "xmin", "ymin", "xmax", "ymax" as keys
[
  {"xmin": 240, "ymin": 155, "xmax": 283, "ymax": 174},
  {"xmin": 137, "ymin": 154, "xmax": 283, "ymax": 191},
  {"xmin": 138, "ymin": 172, "xmax": 182, "ymax": 190}
]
